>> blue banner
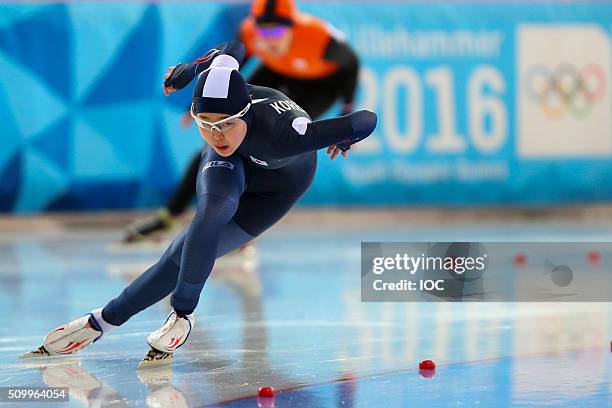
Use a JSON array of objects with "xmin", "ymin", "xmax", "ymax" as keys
[{"xmin": 0, "ymin": 2, "xmax": 611, "ymax": 211}]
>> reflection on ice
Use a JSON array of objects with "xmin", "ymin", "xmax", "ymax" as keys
[{"xmin": 1, "ymin": 222, "xmax": 611, "ymax": 406}]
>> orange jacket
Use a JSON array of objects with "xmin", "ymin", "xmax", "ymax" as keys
[{"xmin": 240, "ymin": 2, "xmax": 341, "ymax": 80}]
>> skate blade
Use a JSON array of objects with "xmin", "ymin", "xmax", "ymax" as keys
[
  {"xmin": 138, "ymin": 349, "xmax": 173, "ymax": 369},
  {"xmin": 20, "ymin": 346, "xmax": 51, "ymax": 358}
]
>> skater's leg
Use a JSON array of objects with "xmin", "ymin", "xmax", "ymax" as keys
[
  {"xmin": 105, "ymin": 150, "xmax": 248, "ymax": 325},
  {"xmin": 23, "ymin": 213, "xmax": 255, "ymax": 358},
  {"xmin": 233, "ymin": 152, "xmax": 317, "ymax": 236},
  {"xmin": 166, "ymin": 219, "xmax": 254, "ymax": 267},
  {"xmin": 104, "ymin": 220, "xmax": 252, "ymax": 327},
  {"xmin": 165, "ymin": 150, "xmax": 202, "ymax": 217},
  {"xmin": 101, "ymin": 241, "xmax": 181, "ymax": 327},
  {"xmin": 170, "ymin": 152, "xmax": 247, "ymax": 314},
  {"xmin": 140, "ymin": 151, "xmax": 248, "ymax": 363}
]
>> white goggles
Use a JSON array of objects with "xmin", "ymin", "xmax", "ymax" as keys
[{"xmin": 190, "ymin": 102, "xmax": 251, "ymax": 132}]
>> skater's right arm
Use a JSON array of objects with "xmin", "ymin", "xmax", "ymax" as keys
[{"xmin": 162, "ymin": 41, "xmax": 247, "ymax": 95}]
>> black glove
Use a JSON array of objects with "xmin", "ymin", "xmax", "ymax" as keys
[
  {"xmin": 163, "ymin": 63, "xmax": 194, "ymax": 90},
  {"xmin": 335, "ymin": 110, "xmax": 377, "ymax": 152}
]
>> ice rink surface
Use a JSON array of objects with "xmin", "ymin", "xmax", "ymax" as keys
[{"xmin": 0, "ymin": 210, "xmax": 611, "ymax": 407}]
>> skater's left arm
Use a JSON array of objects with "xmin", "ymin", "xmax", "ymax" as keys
[
  {"xmin": 162, "ymin": 41, "xmax": 247, "ymax": 96},
  {"xmin": 277, "ymin": 110, "xmax": 377, "ymax": 159}
]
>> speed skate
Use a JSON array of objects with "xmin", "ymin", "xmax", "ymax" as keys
[
  {"xmin": 20, "ymin": 311, "xmax": 104, "ymax": 358},
  {"xmin": 139, "ymin": 310, "xmax": 195, "ymax": 369}
]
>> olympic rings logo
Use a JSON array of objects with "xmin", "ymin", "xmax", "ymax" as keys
[{"xmin": 524, "ymin": 63, "xmax": 606, "ymax": 119}]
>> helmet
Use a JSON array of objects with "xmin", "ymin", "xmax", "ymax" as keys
[
  {"xmin": 192, "ymin": 67, "xmax": 250, "ymax": 115},
  {"xmin": 251, "ymin": 0, "xmax": 297, "ymax": 26}
]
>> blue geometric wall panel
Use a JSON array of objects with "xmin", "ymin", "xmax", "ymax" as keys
[{"xmin": 0, "ymin": 3, "xmax": 248, "ymax": 213}]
